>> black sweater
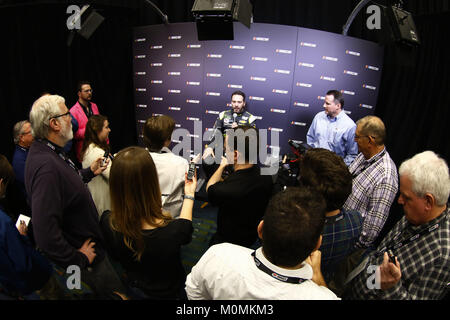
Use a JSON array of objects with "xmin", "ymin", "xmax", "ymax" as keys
[{"xmin": 25, "ymin": 139, "xmax": 105, "ymax": 269}]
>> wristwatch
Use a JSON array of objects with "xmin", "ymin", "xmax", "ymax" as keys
[{"xmin": 184, "ymin": 195, "xmax": 195, "ymax": 201}]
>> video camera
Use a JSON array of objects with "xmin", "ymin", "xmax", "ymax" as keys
[{"xmin": 272, "ymin": 139, "xmax": 312, "ymax": 195}]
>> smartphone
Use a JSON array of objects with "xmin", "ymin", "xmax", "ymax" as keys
[
  {"xmin": 187, "ymin": 162, "xmax": 196, "ymax": 180},
  {"xmin": 102, "ymin": 151, "xmax": 109, "ymax": 166},
  {"xmin": 387, "ymin": 249, "xmax": 396, "ymax": 264}
]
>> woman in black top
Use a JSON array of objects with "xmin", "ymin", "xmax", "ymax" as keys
[{"xmin": 100, "ymin": 146, "xmax": 197, "ymax": 299}]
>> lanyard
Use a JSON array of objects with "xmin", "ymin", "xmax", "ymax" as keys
[
  {"xmin": 251, "ymin": 251, "xmax": 308, "ymax": 284},
  {"xmin": 352, "ymin": 149, "xmax": 386, "ymax": 178},
  {"xmin": 43, "ymin": 139, "xmax": 81, "ymax": 176},
  {"xmin": 377, "ymin": 222, "xmax": 441, "ymax": 256}
]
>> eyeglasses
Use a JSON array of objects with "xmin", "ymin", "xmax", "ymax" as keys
[
  {"xmin": 355, "ymin": 134, "xmax": 374, "ymax": 141},
  {"xmin": 82, "ymin": 89, "xmax": 93, "ymax": 93},
  {"xmin": 49, "ymin": 111, "xmax": 71, "ymax": 120}
]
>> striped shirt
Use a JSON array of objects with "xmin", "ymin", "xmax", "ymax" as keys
[
  {"xmin": 346, "ymin": 205, "xmax": 450, "ymax": 300},
  {"xmin": 320, "ymin": 209, "xmax": 363, "ymax": 283},
  {"xmin": 343, "ymin": 148, "xmax": 398, "ymax": 248}
]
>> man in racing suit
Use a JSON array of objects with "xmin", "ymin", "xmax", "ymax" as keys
[{"xmin": 202, "ymin": 91, "xmax": 257, "ymax": 178}]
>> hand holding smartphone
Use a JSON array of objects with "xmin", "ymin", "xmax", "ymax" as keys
[
  {"xmin": 102, "ymin": 151, "xmax": 109, "ymax": 166},
  {"xmin": 187, "ymin": 162, "xmax": 196, "ymax": 180}
]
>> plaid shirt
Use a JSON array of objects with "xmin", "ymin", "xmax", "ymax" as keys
[
  {"xmin": 343, "ymin": 148, "xmax": 398, "ymax": 248},
  {"xmin": 320, "ymin": 209, "xmax": 363, "ymax": 282},
  {"xmin": 346, "ymin": 205, "xmax": 450, "ymax": 300}
]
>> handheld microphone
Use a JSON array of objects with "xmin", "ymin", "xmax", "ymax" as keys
[{"xmin": 233, "ymin": 113, "xmax": 237, "ymax": 123}]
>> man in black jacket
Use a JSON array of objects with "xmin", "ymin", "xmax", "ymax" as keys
[{"xmin": 25, "ymin": 94, "xmax": 126, "ymax": 299}]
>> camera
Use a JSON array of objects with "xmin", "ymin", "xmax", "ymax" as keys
[{"xmin": 272, "ymin": 140, "xmax": 312, "ymax": 195}]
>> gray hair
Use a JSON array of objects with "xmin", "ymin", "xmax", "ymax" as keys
[
  {"xmin": 399, "ymin": 151, "xmax": 450, "ymax": 206},
  {"xmin": 13, "ymin": 120, "xmax": 30, "ymax": 144},
  {"xmin": 29, "ymin": 95, "xmax": 66, "ymax": 139}
]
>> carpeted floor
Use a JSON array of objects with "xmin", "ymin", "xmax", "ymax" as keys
[{"xmin": 181, "ymin": 200, "xmax": 218, "ymax": 274}]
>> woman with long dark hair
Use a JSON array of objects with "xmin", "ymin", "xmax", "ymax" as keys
[
  {"xmin": 81, "ymin": 114, "xmax": 111, "ymax": 217},
  {"xmin": 100, "ymin": 146, "xmax": 197, "ymax": 299}
]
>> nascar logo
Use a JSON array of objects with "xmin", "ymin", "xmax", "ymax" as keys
[
  {"xmin": 365, "ymin": 65, "xmax": 379, "ymax": 71},
  {"xmin": 344, "ymin": 70, "xmax": 358, "ymax": 76},
  {"xmin": 300, "ymin": 42, "xmax": 317, "ymax": 47},
  {"xmin": 322, "ymin": 56, "xmax": 338, "ymax": 61},
  {"xmin": 270, "ymin": 108, "xmax": 286, "ymax": 114},
  {"xmin": 272, "ymin": 89, "xmax": 288, "ymax": 94},
  {"xmin": 250, "ymin": 76, "xmax": 266, "ymax": 82},
  {"xmin": 298, "ymin": 62, "xmax": 314, "ymax": 68},
  {"xmin": 268, "ymin": 127, "xmax": 283, "ymax": 132},
  {"xmin": 296, "ymin": 82, "xmax": 312, "ymax": 88},
  {"xmin": 274, "ymin": 69, "xmax": 290, "ymax": 74},
  {"xmin": 253, "ymin": 37, "xmax": 269, "ymax": 41},
  {"xmin": 320, "ymin": 76, "xmax": 335, "ymax": 82},
  {"xmin": 294, "ymin": 102, "xmax": 309, "ymax": 107},
  {"xmin": 291, "ymin": 121, "xmax": 306, "ymax": 126},
  {"xmin": 346, "ymin": 50, "xmax": 360, "ymax": 56},
  {"xmin": 229, "ymin": 45, "xmax": 245, "ymax": 49},
  {"xmin": 275, "ymin": 49, "xmax": 292, "ymax": 54}
]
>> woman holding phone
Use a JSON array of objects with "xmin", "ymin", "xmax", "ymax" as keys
[
  {"xmin": 100, "ymin": 146, "xmax": 196, "ymax": 299},
  {"xmin": 81, "ymin": 114, "xmax": 112, "ymax": 217}
]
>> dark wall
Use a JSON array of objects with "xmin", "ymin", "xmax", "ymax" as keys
[{"xmin": 1, "ymin": 0, "xmax": 449, "ymax": 167}]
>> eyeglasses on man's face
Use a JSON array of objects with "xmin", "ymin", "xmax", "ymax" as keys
[{"xmin": 49, "ymin": 111, "xmax": 71, "ymax": 120}]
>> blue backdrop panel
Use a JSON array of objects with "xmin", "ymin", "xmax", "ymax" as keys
[
  {"xmin": 133, "ymin": 22, "xmax": 383, "ymax": 160},
  {"xmin": 287, "ymin": 27, "xmax": 383, "ymax": 153}
]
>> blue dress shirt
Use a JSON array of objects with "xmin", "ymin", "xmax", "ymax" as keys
[{"xmin": 306, "ymin": 110, "xmax": 358, "ymax": 166}]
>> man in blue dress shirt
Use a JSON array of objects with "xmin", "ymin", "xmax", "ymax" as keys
[{"xmin": 306, "ymin": 90, "xmax": 358, "ymax": 166}]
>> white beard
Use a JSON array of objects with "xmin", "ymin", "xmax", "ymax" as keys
[{"xmin": 60, "ymin": 118, "xmax": 73, "ymax": 145}]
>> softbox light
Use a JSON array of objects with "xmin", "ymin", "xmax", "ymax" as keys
[{"xmin": 192, "ymin": 0, "xmax": 253, "ymax": 40}]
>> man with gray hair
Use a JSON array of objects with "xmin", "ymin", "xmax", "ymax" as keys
[
  {"xmin": 12, "ymin": 120, "xmax": 34, "ymax": 197},
  {"xmin": 343, "ymin": 115, "xmax": 398, "ymax": 248},
  {"xmin": 25, "ymin": 94, "xmax": 127, "ymax": 299},
  {"xmin": 344, "ymin": 150, "xmax": 449, "ymax": 299}
]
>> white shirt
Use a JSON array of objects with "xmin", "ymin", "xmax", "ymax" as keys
[
  {"xmin": 150, "ymin": 147, "xmax": 189, "ymax": 218},
  {"xmin": 185, "ymin": 243, "xmax": 340, "ymax": 300},
  {"xmin": 82, "ymin": 143, "xmax": 111, "ymax": 217}
]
